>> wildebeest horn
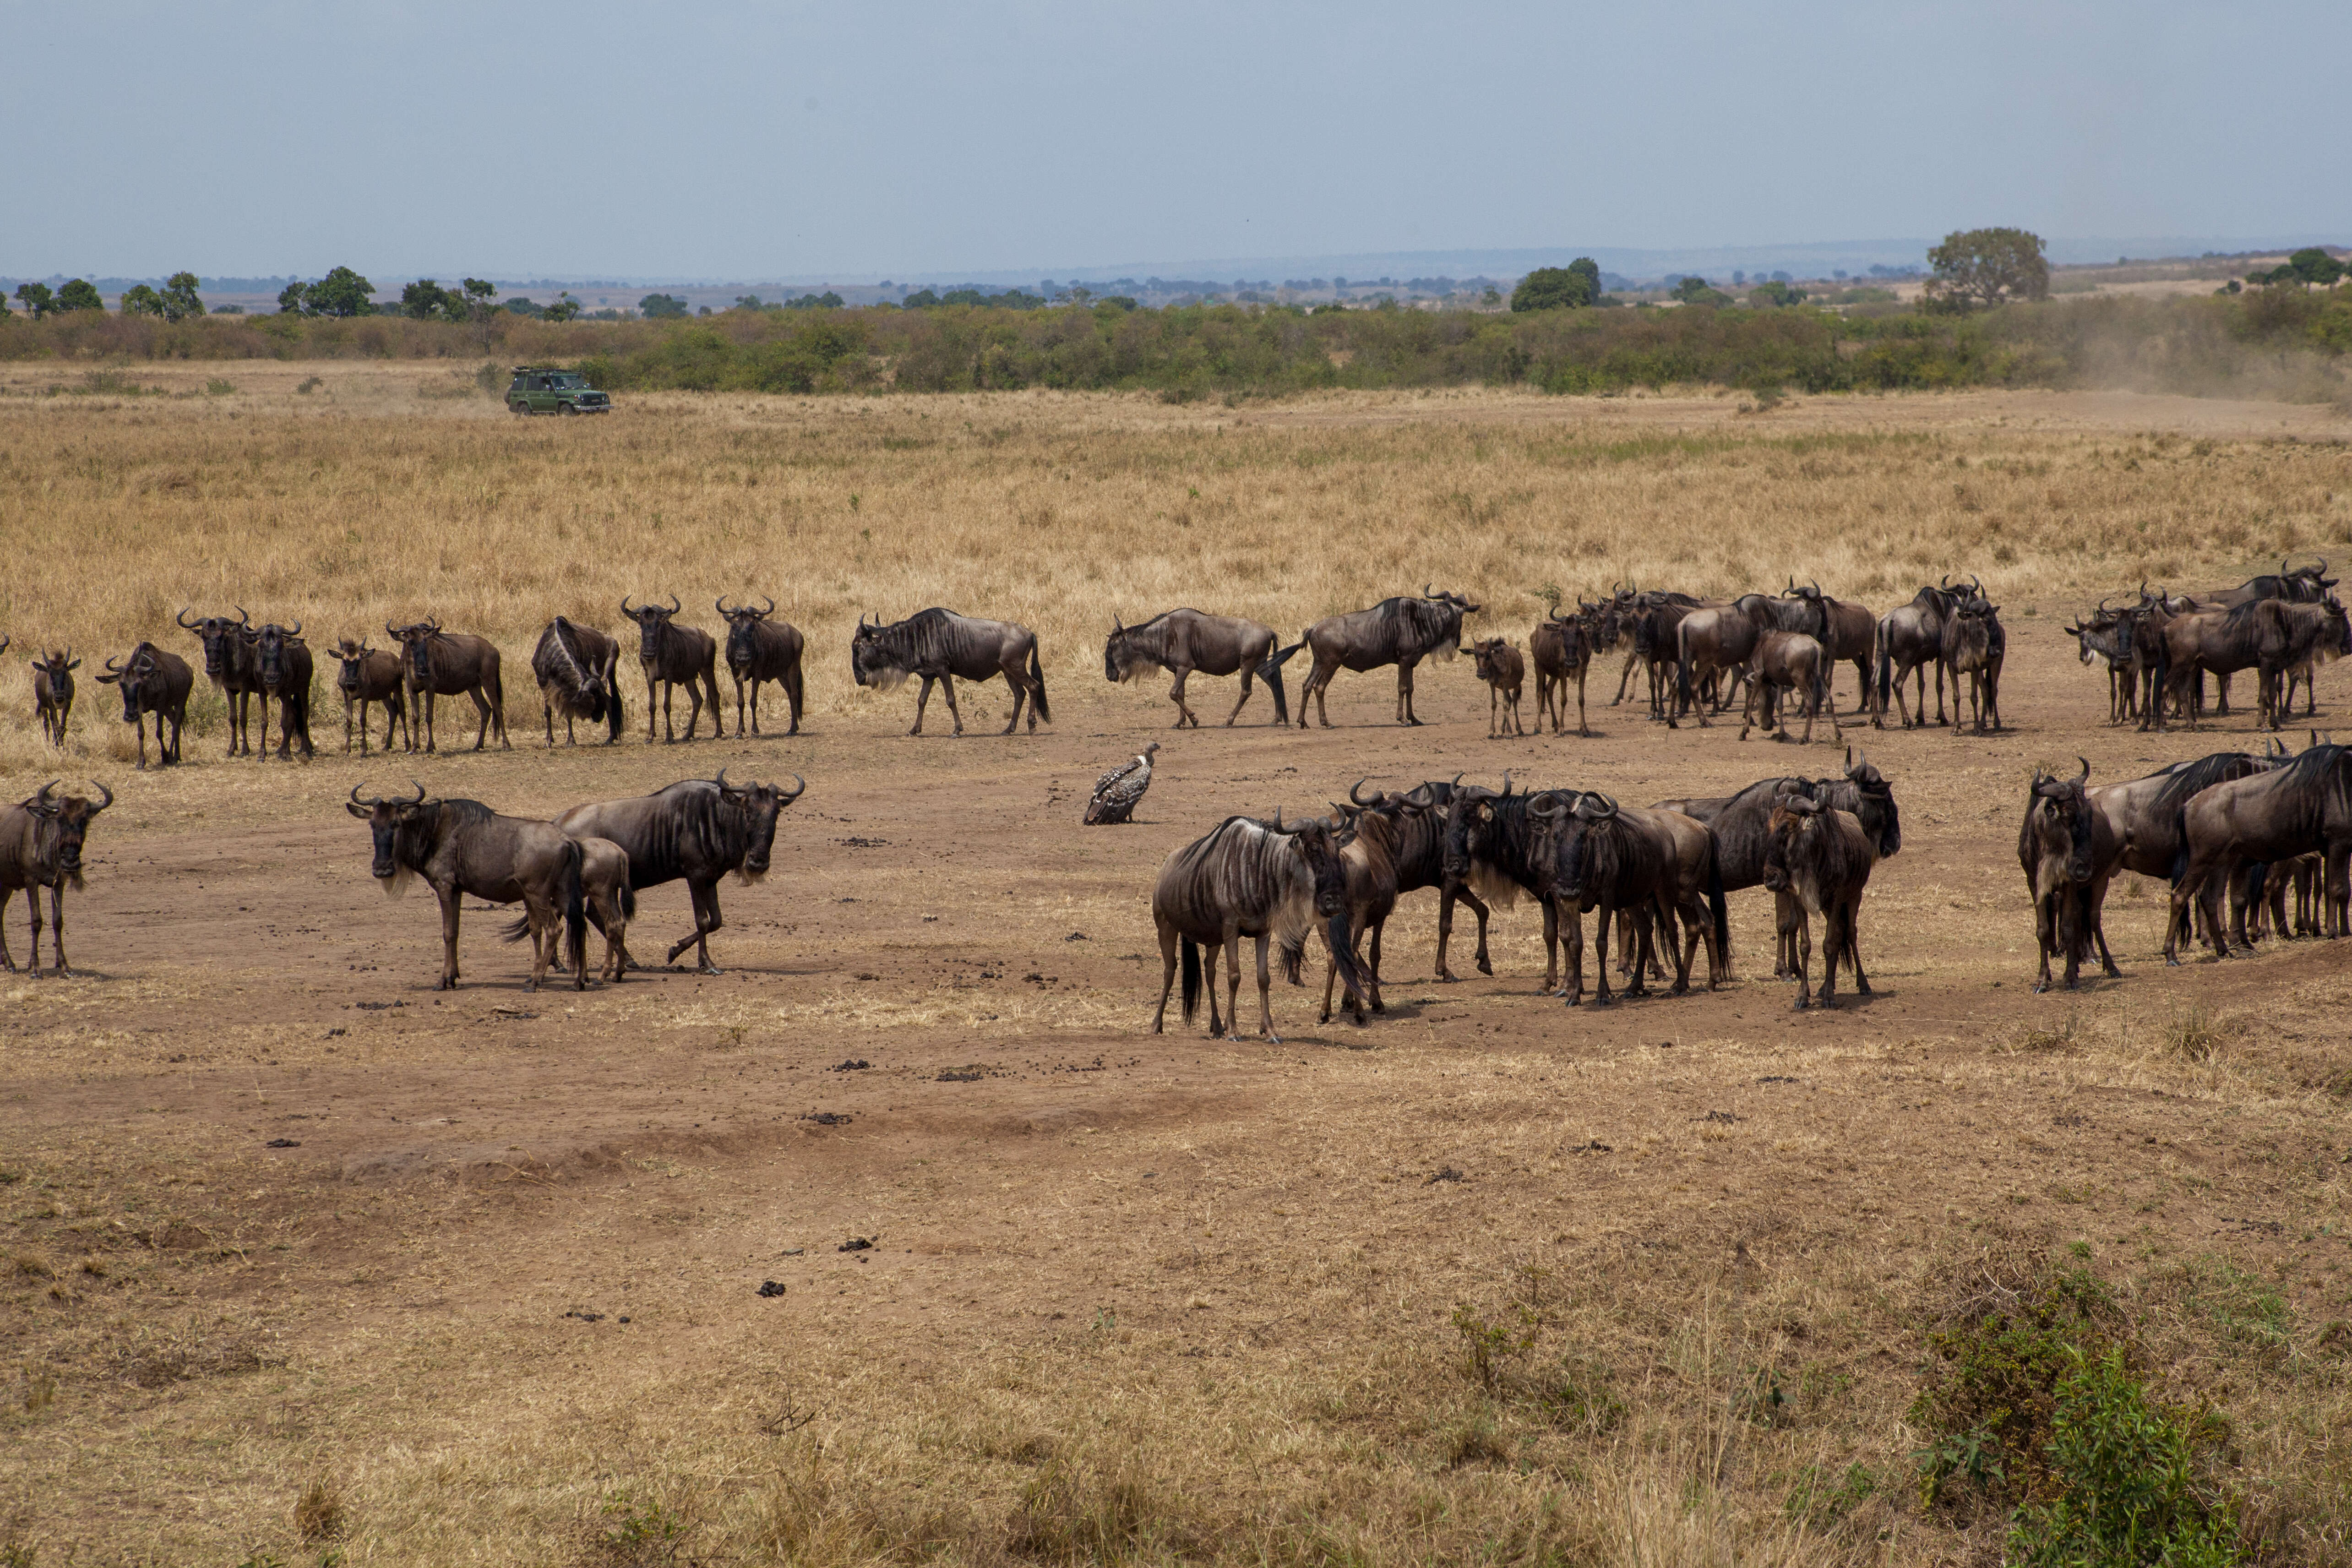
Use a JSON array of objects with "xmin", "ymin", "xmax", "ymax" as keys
[
  {"xmin": 780, "ymin": 773, "xmax": 806, "ymax": 801},
  {"xmin": 664, "ymin": 593, "xmax": 681, "ymax": 615},
  {"xmin": 621, "ymin": 595, "xmax": 637, "ymax": 616},
  {"xmin": 1528, "ymin": 793, "xmax": 1567, "ymax": 821},
  {"xmin": 176, "ymin": 607, "xmax": 198, "ymax": 629},
  {"xmin": 284, "ymin": 620, "xmax": 299, "ymax": 638},
  {"xmin": 716, "ymin": 597, "xmax": 734, "ymax": 615},
  {"xmin": 235, "ymin": 606, "xmax": 250, "ymax": 627},
  {"xmin": 1574, "ymin": 792, "xmax": 1618, "ymax": 820},
  {"xmin": 1424, "ymin": 583, "xmax": 1438, "ymax": 598},
  {"xmin": 2074, "ymin": 756, "xmax": 2090, "ymax": 784},
  {"xmin": 407, "ymin": 780, "xmax": 426, "ymax": 803},
  {"xmin": 759, "ymin": 595, "xmax": 775, "ymax": 615},
  {"xmin": 1499, "ymin": 770, "xmax": 1514, "ymax": 798},
  {"xmin": 713, "ymin": 767, "xmax": 731, "ymax": 790},
  {"xmin": 1349, "ymin": 777, "xmax": 1381, "ymax": 806},
  {"xmin": 88, "ymin": 781, "xmax": 112, "ymax": 813}
]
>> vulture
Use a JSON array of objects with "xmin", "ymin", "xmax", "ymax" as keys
[{"xmin": 1084, "ymin": 742, "xmax": 1159, "ymax": 825}]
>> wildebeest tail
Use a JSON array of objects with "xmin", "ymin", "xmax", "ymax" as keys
[
  {"xmin": 1258, "ymin": 651, "xmax": 1291, "ymax": 724},
  {"xmin": 561, "ymin": 840, "xmax": 588, "ymax": 979},
  {"xmin": 1029, "ymin": 642, "xmax": 1051, "ymax": 723},
  {"xmin": 1180, "ymin": 937, "xmax": 1202, "ymax": 1023},
  {"xmin": 619, "ymin": 882, "xmax": 636, "ymax": 920},
  {"xmin": 1706, "ymin": 834, "xmax": 1731, "ymax": 975},
  {"xmin": 2166, "ymin": 807, "xmax": 2192, "ymax": 887},
  {"xmin": 1874, "ymin": 619, "xmax": 1892, "ymax": 714},
  {"xmin": 604, "ymin": 663, "xmax": 625, "ymax": 743}
]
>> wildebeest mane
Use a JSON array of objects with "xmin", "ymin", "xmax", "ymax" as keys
[{"xmin": 2146, "ymin": 751, "xmax": 2263, "ymax": 825}]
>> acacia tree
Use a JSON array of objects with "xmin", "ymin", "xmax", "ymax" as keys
[
  {"xmin": 160, "ymin": 272, "xmax": 205, "ymax": 321},
  {"xmin": 13, "ymin": 283, "xmax": 53, "ymax": 318},
  {"xmin": 1925, "ymin": 228, "xmax": 2049, "ymax": 310},
  {"xmin": 119, "ymin": 284, "xmax": 166, "ymax": 316},
  {"xmin": 1510, "ymin": 258, "xmax": 1601, "ymax": 312},
  {"xmin": 55, "ymin": 279, "xmax": 104, "ymax": 312},
  {"xmin": 2254, "ymin": 247, "xmax": 2346, "ymax": 289}
]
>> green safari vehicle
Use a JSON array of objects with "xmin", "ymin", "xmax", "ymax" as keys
[{"xmin": 506, "ymin": 366, "xmax": 611, "ymax": 415}]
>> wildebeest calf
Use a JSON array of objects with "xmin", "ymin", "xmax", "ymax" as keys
[
  {"xmin": 2018, "ymin": 759, "xmax": 2121, "ymax": 992},
  {"xmin": 333, "ymin": 638, "xmax": 410, "ymax": 754},
  {"xmin": 31, "ymin": 649, "xmax": 78, "ymax": 747},
  {"xmin": 1469, "ymin": 637, "xmax": 1525, "ymax": 737},
  {"xmin": 1759, "ymin": 797, "xmax": 1875, "ymax": 1008},
  {"xmin": 1739, "ymin": 631, "xmax": 1834, "ymax": 744}
]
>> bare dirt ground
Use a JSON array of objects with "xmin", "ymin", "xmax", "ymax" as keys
[{"xmin": 2, "ymin": 387, "xmax": 2349, "ymax": 1567}]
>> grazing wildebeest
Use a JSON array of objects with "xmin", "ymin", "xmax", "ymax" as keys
[
  {"xmin": 2017, "ymin": 759, "xmax": 2120, "ymax": 992},
  {"xmin": 31, "ymin": 648, "xmax": 78, "ymax": 747},
  {"xmin": 94, "ymin": 644, "xmax": 193, "ymax": 769},
  {"xmin": 1104, "ymin": 608, "xmax": 1291, "ymax": 727},
  {"xmin": 553, "ymin": 770, "xmax": 806, "ymax": 975},
  {"xmin": 717, "ymin": 596, "xmax": 806, "ymax": 736},
  {"xmin": 332, "ymin": 639, "xmax": 409, "ymax": 755},
  {"xmin": 1759, "ymin": 797, "xmax": 1876, "ymax": 1008},
  {"xmin": 530, "ymin": 617, "xmax": 624, "ymax": 747},
  {"xmin": 387, "ymin": 619, "xmax": 510, "ymax": 752},
  {"xmin": 1290, "ymin": 586, "xmax": 1481, "ymax": 728},
  {"xmin": 178, "ymin": 607, "xmax": 264, "ymax": 755},
  {"xmin": 1530, "ymin": 605, "xmax": 1598, "ymax": 736},
  {"xmin": 2167, "ymin": 741, "xmax": 2352, "ymax": 962},
  {"xmin": 1524, "ymin": 791, "xmax": 1680, "ymax": 1006},
  {"xmin": 1672, "ymin": 593, "xmax": 1824, "ymax": 727},
  {"xmin": 1148, "ymin": 811, "xmax": 1365, "ymax": 1042},
  {"xmin": 1943, "ymin": 594, "xmax": 2004, "ymax": 733},
  {"xmin": 1318, "ymin": 797, "xmax": 1409, "ymax": 1024},
  {"xmin": 1468, "ymin": 637, "xmax": 1526, "ymax": 737},
  {"xmin": 1786, "ymin": 581, "xmax": 1877, "ymax": 709},
  {"xmin": 1443, "ymin": 776, "xmax": 1578, "ymax": 991},
  {"xmin": 621, "ymin": 595, "xmax": 724, "ymax": 742},
  {"xmin": 1873, "ymin": 582, "xmax": 1961, "ymax": 728},
  {"xmin": 346, "ymin": 783, "xmax": 586, "ymax": 991},
  {"xmin": 1343, "ymin": 779, "xmax": 1495, "ymax": 984},
  {"xmin": 245, "ymin": 621, "xmax": 315, "ymax": 760},
  {"xmin": 1659, "ymin": 749, "xmax": 1899, "ymax": 980},
  {"xmin": 850, "ymin": 607, "xmax": 1049, "ymax": 735},
  {"xmin": 1737, "ymin": 631, "xmax": 1835, "ymax": 744},
  {"xmin": 0, "ymin": 780, "xmax": 111, "ymax": 976}
]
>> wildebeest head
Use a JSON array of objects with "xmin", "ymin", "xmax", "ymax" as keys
[
  {"xmin": 2319, "ymin": 595, "xmax": 2352, "ymax": 660},
  {"xmin": 1442, "ymin": 773, "xmax": 1514, "ymax": 885},
  {"xmin": 713, "ymin": 767, "xmax": 806, "ymax": 883},
  {"xmin": 1528, "ymin": 789, "xmax": 1621, "ymax": 901},
  {"xmin": 18, "ymin": 779, "xmax": 112, "ymax": 889},
  {"xmin": 333, "ymin": 637, "xmax": 375, "ymax": 697},
  {"xmin": 1420, "ymin": 584, "xmax": 1481, "ymax": 655},
  {"xmin": 387, "ymin": 619, "xmax": 442, "ymax": 683},
  {"xmin": 621, "ymin": 594, "xmax": 683, "ymax": 661},
  {"xmin": 849, "ymin": 612, "xmax": 910, "ymax": 690},
  {"xmin": 33, "ymin": 647, "xmax": 79, "ymax": 692},
  {"xmin": 2029, "ymin": 758, "xmax": 2097, "ymax": 885},
  {"xmin": 2285, "ymin": 557, "xmax": 2336, "ymax": 601},
  {"xmin": 346, "ymin": 780, "xmax": 431, "ymax": 893},
  {"xmin": 1265, "ymin": 809, "xmax": 1350, "ymax": 920},
  {"xmin": 246, "ymin": 621, "xmax": 303, "ymax": 688},
  {"xmin": 1469, "ymin": 637, "xmax": 1510, "ymax": 679},
  {"xmin": 96, "ymin": 648, "xmax": 161, "ymax": 721},
  {"xmin": 177, "ymin": 606, "xmax": 250, "ymax": 679},
  {"xmin": 1573, "ymin": 598, "xmax": 1621, "ymax": 651},
  {"xmin": 1104, "ymin": 613, "xmax": 1147, "ymax": 684},
  {"xmin": 1759, "ymin": 796, "xmax": 1831, "ymax": 895},
  {"xmin": 1841, "ymin": 746, "xmax": 1901, "ymax": 857},
  {"xmin": 717, "ymin": 595, "xmax": 777, "ymax": 669}
]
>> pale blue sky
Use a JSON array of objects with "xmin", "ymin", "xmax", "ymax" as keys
[{"xmin": 4, "ymin": 0, "xmax": 2342, "ymax": 280}]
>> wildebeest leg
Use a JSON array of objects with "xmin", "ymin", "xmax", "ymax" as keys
[
  {"xmin": 1221, "ymin": 930, "xmax": 1246, "ymax": 1041},
  {"xmin": 0, "ymin": 888, "xmax": 17, "ymax": 970},
  {"xmin": 1433, "ymin": 885, "xmax": 1483, "ymax": 981},
  {"xmin": 1612, "ymin": 649, "xmax": 1641, "ymax": 706},
  {"xmin": 1170, "ymin": 668, "xmax": 1198, "ymax": 728},
  {"xmin": 386, "ymin": 700, "xmax": 405, "ymax": 753},
  {"xmin": 1252, "ymin": 933, "xmax": 1283, "ymax": 1043},
  {"xmin": 1151, "ymin": 921, "xmax": 1180, "ymax": 1034},
  {"xmin": 26, "ymin": 885, "xmax": 46, "ymax": 975},
  {"xmin": 131, "ymin": 712, "xmax": 149, "ymax": 771},
  {"xmin": 1318, "ymin": 929, "xmax": 1341, "ymax": 1024},
  {"xmin": 1396, "ymin": 658, "xmax": 1420, "ymax": 726},
  {"xmin": 1001, "ymin": 664, "xmax": 1026, "ymax": 735},
  {"xmin": 1223, "ymin": 665, "xmax": 1255, "ymax": 727},
  {"xmin": 1368, "ymin": 915, "xmax": 1387, "ymax": 991},
  {"xmin": 2031, "ymin": 886, "xmax": 2058, "ymax": 992},
  {"xmin": 434, "ymin": 882, "xmax": 463, "ymax": 990},
  {"xmin": 784, "ymin": 663, "xmax": 805, "ymax": 734},
  {"xmin": 909, "ymin": 675, "xmax": 934, "ymax": 735},
  {"xmin": 1590, "ymin": 901, "xmax": 1617, "ymax": 1005},
  {"xmin": 2324, "ymin": 846, "xmax": 2351, "ymax": 939},
  {"xmin": 1574, "ymin": 666, "xmax": 1590, "ymax": 737},
  {"xmin": 937, "ymin": 675, "xmax": 965, "ymax": 737},
  {"xmin": 1200, "ymin": 939, "xmax": 1224, "ymax": 1035},
  {"xmin": 664, "ymin": 879, "xmax": 724, "ymax": 975}
]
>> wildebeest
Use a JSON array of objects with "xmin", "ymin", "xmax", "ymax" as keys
[
  {"xmin": 1468, "ymin": 637, "xmax": 1526, "ymax": 737},
  {"xmin": 1759, "ymin": 797, "xmax": 1876, "ymax": 1008},
  {"xmin": 1529, "ymin": 605, "xmax": 1598, "ymax": 736},
  {"xmin": 31, "ymin": 648, "xmax": 78, "ymax": 747},
  {"xmin": 178, "ymin": 607, "xmax": 263, "ymax": 755},
  {"xmin": 1608, "ymin": 588, "xmax": 1700, "ymax": 710},
  {"xmin": 1104, "ymin": 608, "xmax": 1290, "ymax": 727},
  {"xmin": 553, "ymin": 770, "xmax": 806, "ymax": 974},
  {"xmin": 1672, "ymin": 593, "xmax": 1824, "ymax": 727},
  {"xmin": 2074, "ymin": 749, "xmax": 2277, "ymax": 957},
  {"xmin": 2069, "ymin": 604, "xmax": 2142, "ymax": 725},
  {"xmin": 346, "ymin": 783, "xmax": 585, "ymax": 991},
  {"xmin": 2018, "ymin": 759, "xmax": 2120, "ymax": 992},
  {"xmin": 2185, "ymin": 557, "xmax": 2337, "ymax": 610},
  {"xmin": 506, "ymin": 835, "xmax": 634, "ymax": 980},
  {"xmin": 1524, "ymin": 791, "xmax": 1680, "ymax": 1005},
  {"xmin": 530, "ymin": 617, "xmax": 624, "ymax": 747},
  {"xmin": 2166, "ymin": 741, "xmax": 2352, "ymax": 962},
  {"xmin": 1874, "ymin": 582, "xmax": 1961, "ymax": 728},
  {"xmin": 2157, "ymin": 597, "xmax": 2349, "ymax": 732},
  {"xmin": 1443, "ymin": 776, "xmax": 1582, "ymax": 992},
  {"xmin": 1318, "ymin": 796, "xmax": 1409, "ymax": 1024},
  {"xmin": 94, "ymin": 644, "xmax": 193, "ymax": 769},
  {"xmin": 1149, "ymin": 811, "xmax": 1365, "ymax": 1042},
  {"xmin": 1343, "ymin": 779, "xmax": 1495, "ymax": 984},
  {"xmin": 245, "ymin": 621, "xmax": 314, "ymax": 760},
  {"xmin": 1290, "ymin": 587, "xmax": 1481, "ymax": 728},
  {"xmin": 332, "ymin": 639, "xmax": 409, "ymax": 755},
  {"xmin": 850, "ymin": 608, "xmax": 1049, "ymax": 735},
  {"xmin": 621, "ymin": 595, "xmax": 724, "ymax": 742},
  {"xmin": 717, "ymin": 596, "xmax": 806, "ymax": 736},
  {"xmin": 1785, "ymin": 581, "xmax": 1877, "ymax": 709},
  {"xmin": 386, "ymin": 619, "xmax": 510, "ymax": 752},
  {"xmin": 0, "ymin": 780, "xmax": 111, "ymax": 976},
  {"xmin": 1943, "ymin": 593, "xmax": 2004, "ymax": 733},
  {"xmin": 1737, "ymin": 631, "xmax": 1835, "ymax": 744}
]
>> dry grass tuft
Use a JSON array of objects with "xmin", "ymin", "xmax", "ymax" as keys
[
  {"xmin": 293, "ymin": 1476, "xmax": 346, "ymax": 1543},
  {"xmin": 2159, "ymin": 1002, "xmax": 2232, "ymax": 1062}
]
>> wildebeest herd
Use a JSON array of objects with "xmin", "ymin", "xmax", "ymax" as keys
[{"xmin": 3, "ymin": 563, "xmax": 2346, "ymax": 1013}]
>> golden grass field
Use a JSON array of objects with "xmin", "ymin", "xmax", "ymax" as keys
[{"xmin": 2, "ymin": 370, "xmax": 2351, "ymax": 1568}]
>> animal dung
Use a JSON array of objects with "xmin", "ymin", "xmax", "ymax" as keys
[
  {"xmin": 830, "ymin": 1058, "xmax": 871, "ymax": 1071},
  {"xmin": 1426, "ymin": 1166, "xmax": 1464, "ymax": 1184},
  {"xmin": 264, "ymin": 1138, "xmax": 300, "ymax": 1149},
  {"xmin": 756, "ymin": 1280, "xmax": 788, "ymax": 1298},
  {"xmin": 838, "ymin": 1236, "xmax": 874, "ymax": 1252},
  {"xmin": 801, "ymin": 1111, "xmax": 852, "ymax": 1126}
]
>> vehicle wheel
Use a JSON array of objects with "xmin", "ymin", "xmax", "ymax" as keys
[
  {"xmin": 510, "ymin": 402, "xmax": 529, "ymax": 415},
  {"xmin": 559, "ymin": 402, "xmax": 579, "ymax": 416}
]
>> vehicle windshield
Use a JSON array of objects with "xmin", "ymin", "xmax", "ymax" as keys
[{"xmin": 551, "ymin": 375, "xmax": 586, "ymax": 389}]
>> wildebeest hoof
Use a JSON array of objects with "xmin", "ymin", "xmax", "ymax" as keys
[
  {"xmin": 437, "ymin": 978, "xmax": 457, "ymax": 991},
  {"xmin": 2033, "ymin": 980, "xmax": 2050, "ymax": 994},
  {"xmin": 1476, "ymin": 958, "xmax": 1494, "ymax": 977},
  {"xmin": 699, "ymin": 964, "xmax": 722, "ymax": 977}
]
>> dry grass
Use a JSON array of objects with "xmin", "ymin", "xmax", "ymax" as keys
[{"xmin": 3, "ymin": 381, "xmax": 2351, "ymax": 1567}]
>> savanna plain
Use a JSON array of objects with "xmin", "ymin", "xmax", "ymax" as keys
[{"xmin": 3, "ymin": 365, "xmax": 2351, "ymax": 1567}]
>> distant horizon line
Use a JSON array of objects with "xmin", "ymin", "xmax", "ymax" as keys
[{"xmin": 5, "ymin": 233, "xmax": 2341, "ymax": 295}]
